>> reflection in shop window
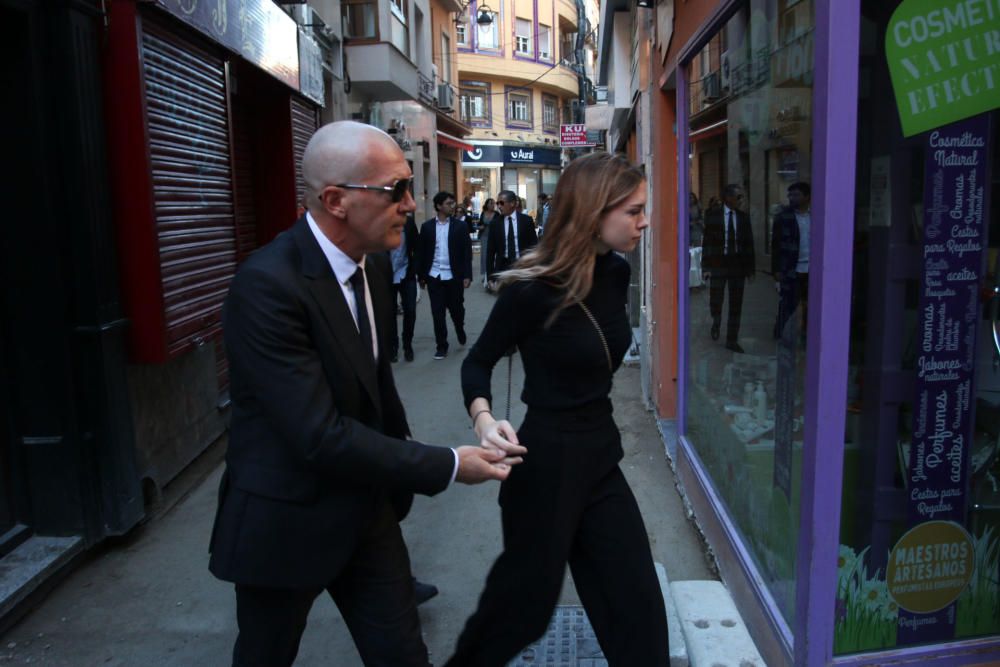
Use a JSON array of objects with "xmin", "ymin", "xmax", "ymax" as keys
[{"xmin": 685, "ymin": 0, "xmax": 814, "ymax": 629}]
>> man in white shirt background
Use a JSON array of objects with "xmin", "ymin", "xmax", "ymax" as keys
[
  {"xmin": 771, "ymin": 181, "xmax": 811, "ymax": 342},
  {"xmin": 418, "ymin": 191, "xmax": 473, "ymax": 360}
]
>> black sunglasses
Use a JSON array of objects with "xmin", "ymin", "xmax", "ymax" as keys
[{"xmin": 335, "ymin": 177, "xmax": 414, "ymax": 203}]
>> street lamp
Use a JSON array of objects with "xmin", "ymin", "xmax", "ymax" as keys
[{"xmin": 455, "ymin": 1, "xmax": 495, "ymax": 26}]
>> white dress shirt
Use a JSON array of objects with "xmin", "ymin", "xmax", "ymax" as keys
[
  {"xmin": 430, "ymin": 218, "xmax": 453, "ymax": 279},
  {"xmin": 505, "ymin": 215, "xmax": 520, "ymax": 258},
  {"xmin": 307, "ymin": 212, "xmax": 377, "ymax": 360},
  {"xmin": 722, "ymin": 205, "xmax": 736, "ymax": 255},
  {"xmin": 795, "ymin": 210, "xmax": 810, "ymax": 273},
  {"xmin": 306, "ymin": 213, "xmax": 459, "ymax": 483}
]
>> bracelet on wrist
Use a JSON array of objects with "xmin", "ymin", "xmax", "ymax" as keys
[{"xmin": 471, "ymin": 408, "xmax": 493, "ymax": 427}]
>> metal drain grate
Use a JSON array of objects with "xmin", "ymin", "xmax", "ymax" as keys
[{"xmin": 507, "ymin": 605, "xmax": 607, "ymax": 667}]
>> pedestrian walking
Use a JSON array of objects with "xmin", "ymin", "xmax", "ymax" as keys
[
  {"xmin": 702, "ymin": 183, "xmax": 755, "ymax": 353},
  {"xmin": 479, "ymin": 198, "xmax": 500, "ymax": 287},
  {"xmin": 418, "ymin": 191, "xmax": 474, "ymax": 359},
  {"xmin": 388, "ymin": 212, "xmax": 420, "ymax": 362},
  {"xmin": 208, "ymin": 121, "xmax": 524, "ymax": 667},
  {"xmin": 447, "ymin": 152, "xmax": 669, "ymax": 667},
  {"xmin": 486, "ymin": 190, "xmax": 537, "ymax": 287}
]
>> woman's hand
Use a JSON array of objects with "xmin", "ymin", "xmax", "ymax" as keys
[{"xmin": 472, "ymin": 410, "xmax": 526, "ymax": 465}]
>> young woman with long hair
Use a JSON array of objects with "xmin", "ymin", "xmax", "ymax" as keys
[{"xmin": 446, "ymin": 152, "xmax": 669, "ymax": 666}]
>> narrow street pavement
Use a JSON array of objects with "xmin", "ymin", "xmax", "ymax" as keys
[{"xmin": 1, "ymin": 251, "xmax": 714, "ymax": 666}]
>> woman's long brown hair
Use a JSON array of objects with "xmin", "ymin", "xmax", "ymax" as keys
[{"xmin": 497, "ymin": 152, "xmax": 645, "ymax": 325}]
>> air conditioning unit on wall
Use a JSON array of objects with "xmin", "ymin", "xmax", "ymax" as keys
[{"xmin": 438, "ymin": 84, "xmax": 454, "ymax": 111}]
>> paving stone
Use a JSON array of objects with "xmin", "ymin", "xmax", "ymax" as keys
[{"xmin": 507, "ymin": 606, "xmax": 607, "ymax": 667}]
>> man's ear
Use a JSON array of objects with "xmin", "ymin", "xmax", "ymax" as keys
[{"xmin": 320, "ymin": 186, "xmax": 348, "ymax": 220}]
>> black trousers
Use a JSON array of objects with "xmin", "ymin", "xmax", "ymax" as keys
[
  {"xmin": 426, "ymin": 276, "xmax": 465, "ymax": 350},
  {"xmin": 446, "ymin": 409, "xmax": 669, "ymax": 667},
  {"xmin": 709, "ymin": 270, "xmax": 746, "ymax": 343},
  {"xmin": 231, "ymin": 499, "xmax": 429, "ymax": 667},
  {"xmin": 775, "ymin": 272, "xmax": 809, "ymax": 339},
  {"xmin": 389, "ymin": 277, "xmax": 417, "ymax": 353}
]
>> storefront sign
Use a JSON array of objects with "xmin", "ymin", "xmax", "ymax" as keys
[
  {"xmin": 888, "ymin": 521, "xmax": 974, "ymax": 614},
  {"xmin": 560, "ymin": 124, "xmax": 594, "ymax": 147},
  {"xmin": 155, "ymin": 0, "xmax": 300, "ymax": 91},
  {"xmin": 462, "ymin": 144, "xmax": 562, "ymax": 166},
  {"xmin": 886, "ymin": 0, "xmax": 1000, "ymax": 137},
  {"xmin": 899, "ymin": 113, "xmax": 990, "ymax": 644},
  {"xmin": 298, "ymin": 31, "xmax": 325, "ymax": 106}
]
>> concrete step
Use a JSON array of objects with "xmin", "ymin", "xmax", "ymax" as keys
[
  {"xmin": 669, "ymin": 580, "xmax": 765, "ymax": 667},
  {"xmin": 655, "ymin": 563, "xmax": 690, "ymax": 667},
  {"xmin": 0, "ymin": 535, "xmax": 83, "ymax": 626}
]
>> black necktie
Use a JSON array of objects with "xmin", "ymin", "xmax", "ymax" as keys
[
  {"xmin": 506, "ymin": 217, "xmax": 516, "ymax": 262},
  {"xmin": 348, "ymin": 267, "xmax": 374, "ymax": 360},
  {"xmin": 727, "ymin": 210, "xmax": 736, "ymax": 256}
]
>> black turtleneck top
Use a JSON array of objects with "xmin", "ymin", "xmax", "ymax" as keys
[{"xmin": 462, "ymin": 251, "xmax": 632, "ymax": 412}]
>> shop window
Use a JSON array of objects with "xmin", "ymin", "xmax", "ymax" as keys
[
  {"xmin": 684, "ymin": 0, "xmax": 815, "ymax": 629},
  {"xmin": 459, "ymin": 80, "xmax": 491, "ymax": 127},
  {"xmin": 542, "ymin": 94, "xmax": 558, "ymax": 134},
  {"xmin": 831, "ymin": 0, "xmax": 1000, "ymax": 656},
  {"xmin": 515, "ymin": 18, "xmax": 532, "ymax": 55}
]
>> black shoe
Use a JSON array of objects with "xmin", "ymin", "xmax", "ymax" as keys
[
  {"xmin": 413, "ymin": 578, "xmax": 438, "ymax": 605},
  {"xmin": 434, "ymin": 348, "xmax": 447, "ymax": 360},
  {"xmin": 710, "ymin": 324, "xmax": 720, "ymax": 341},
  {"xmin": 457, "ymin": 328, "xmax": 467, "ymax": 346},
  {"xmin": 726, "ymin": 342, "xmax": 745, "ymax": 353},
  {"xmin": 404, "ymin": 347, "xmax": 414, "ymax": 362}
]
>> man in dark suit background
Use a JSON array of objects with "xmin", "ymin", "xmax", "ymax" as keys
[
  {"xmin": 209, "ymin": 121, "xmax": 525, "ymax": 667},
  {"xmin": 771, "ymin": 181, "xmax": 811, "ymax": 341},
  {"xmin": 388, "ymin": 212, "xmax": 420, "ymax": 362},
  {"xmin": 418, "ymin": 191, "xmax": 473, "ymax": 360},
  {"xmin": 487, "ymin": 189, "xmax": 538, "ymax": 285},
  {"xmin": 702, "ymin": 183, "xmax": 755, "ymax": 353}
]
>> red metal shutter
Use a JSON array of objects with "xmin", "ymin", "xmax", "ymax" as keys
[
  {"xmin": 141, "ymin": 18, "xmax": 236, "ymax": 355},
  {"xmin": 290, "ymin": 95, "xmax": 319, "ymax": 209}
]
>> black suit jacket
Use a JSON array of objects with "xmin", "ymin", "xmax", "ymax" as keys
[
  {"xmin": 770, "ymin": 206, "xmax": 800, "ymax": 279},
  {"xmin": 702, "ymin": 206, "xmax": 755, "ymax": 278},
  {"xmin": 417, "ymin": 217, "xmax": 473, "ymax": 282},
  {"xmin": 487, "ymin": 212, "xmax": 538, "ymax": 280},
  {"xmin": 209, "ymin": 217, "xmax": 454, "ymax": 589}
]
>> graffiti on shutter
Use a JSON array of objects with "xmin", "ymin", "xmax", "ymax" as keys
[{"xmin": 142, "ymin": 18, "xmax": 236, "ymax": 355}]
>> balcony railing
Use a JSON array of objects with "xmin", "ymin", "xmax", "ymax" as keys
[{"xmin": 418, "ymin": 72, "xmax": 436, "ymax": 105}]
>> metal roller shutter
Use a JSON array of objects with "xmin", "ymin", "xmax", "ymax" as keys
[
  {"xmin": 439, "ymin": 157, "xmax": 457, "ymax": 196},
  {"xmin": 290, "ymin": 95, "xmax": 319, "ymax": 208},
  {"xmin": 141, "ymin": 18, "xmax": 236, "ymax": 355}
]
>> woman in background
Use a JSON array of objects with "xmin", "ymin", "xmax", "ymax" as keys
[{"xmin": 479, "ymin": 198, "xmax": 501, "ymax": 288}]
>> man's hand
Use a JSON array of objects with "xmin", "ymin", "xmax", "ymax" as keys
[
  {"xmin": 463, "ymin": 278, "xmax": 471, "ymax": 289},
  {"xmin": 454, "ymin": 445, "xmax": 523, "ymax": 483}
]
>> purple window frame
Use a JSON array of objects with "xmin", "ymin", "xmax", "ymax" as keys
[
  {"xmin": 541, "ymin": 93, "xmax": 558, "ymax": 134},
  {"xmin": 675, "ymin": 1, "xmax": 1000, "ymax": 665},
  {"xmin": 459, "ymin": 0, "xmax": 504, "ymax": 56},
  {"xmin": 504, "ymin": 85, "xmax": 532, "ymax": 130},
  {"xmin": 459, "ymin": 80, "xmax": 492, "ymax": 129}
]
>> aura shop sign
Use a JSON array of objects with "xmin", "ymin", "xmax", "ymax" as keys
[
  {"xmin": 463, "ymin": 144, "xmax": 561, "ymax": 166},
  {"xmin": 886, "ymin": 0, "xmax": 1000, "ymax": 137}
]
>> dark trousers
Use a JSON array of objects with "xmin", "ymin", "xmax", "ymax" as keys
[
  {"xmin": 231, "ymin": 499, "xmax": 429, "ymax": 667},
  {"xmin": 446, "ymin": 410, "xmax": 669, "ymax": 667},
  {"xmin": 426, "ymin": 276, "xmax": 465, "ymax": 350},
  {"xmin": 775, "ymin": 272, "xmax": 809, "ymax": 339},
  {"xmin": 389, "ymin": 277, "xmax": 417, "ymax": 353},
  {"xmin": 709, "ymin": 270, "xmax": 746, "ymax": 343}
]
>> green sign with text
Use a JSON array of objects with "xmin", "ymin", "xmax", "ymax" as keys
[{"xmin": 886, "ymin": 0, "xmax": 1000, "ymax": 137}]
